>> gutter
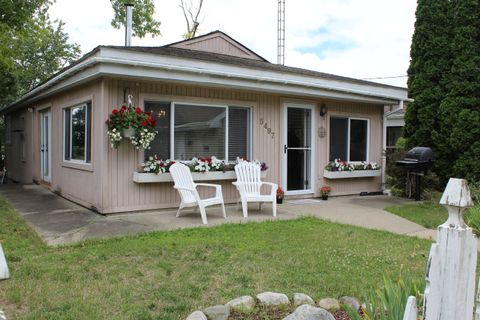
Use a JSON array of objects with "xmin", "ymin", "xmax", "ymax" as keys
[{"xmin": 4, "ymin": 54, "xmax": 407, "ymax": 112}]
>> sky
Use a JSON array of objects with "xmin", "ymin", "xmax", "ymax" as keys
[{"xmin": 49, "ymin": 0, "xmax": 417, "ymax": 87}]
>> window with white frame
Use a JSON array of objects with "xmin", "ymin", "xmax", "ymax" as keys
[
  {"xmin": 64, "ymin": 102, "xmax": 92, "ymax": 163},
  {"xmin": 144, "ymin": 101, "xmax": 251, "ymax": 161},
  {"xmin": 329, "ymin": 117, "xmax": 369, "ymax": 162}
]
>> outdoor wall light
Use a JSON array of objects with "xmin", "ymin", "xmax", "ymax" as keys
[{"xmin": 320, "ymin": 103, "xmax": 327, "ymax": 118}]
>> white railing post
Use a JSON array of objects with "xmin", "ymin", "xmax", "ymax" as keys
[
  {"xmin": 0, "ymin": 244, "xmax": 9, "ymax": 280},
  {"xmin": 403, "ymin": 296, "xmax": 418, "ymax": 320},
  {"xmin": 422, "ymin": 178, "xmax": 476, "ymax": 319}
]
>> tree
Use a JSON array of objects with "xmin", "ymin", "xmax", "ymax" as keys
[
  {"xmin": 435, "ymin": 0, "xmax": 480, "ymax": 183},
  {"xmin": 110, "ymin": 0, "xmax": 161, "ymax": 39},
  {"xmin": 406, "ymin": 0, "xmax": 480, "ymax": 184},
  {"xmin": 0, "ymin": 1, "xmax": 80, "ymax": 108},
  {"xmin": 404, "ymin": 0, "xmax": 452, "ymax": 150},
  {"xmin": 179, "ymin": 0, "xmax": 204, "ymax": 39}
]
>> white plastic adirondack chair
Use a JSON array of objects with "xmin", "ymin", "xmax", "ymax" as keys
[
  {"xmin": 169, "ymin": 163, "xmax": 226, "ymax": 225},
  {"xmin": 233, "ymin": 161, "xmax": 277, "ymax": 218}
]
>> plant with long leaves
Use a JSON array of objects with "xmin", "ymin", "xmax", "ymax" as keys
[{"xmin": 344, "ymin": 273, "xmax": 423, "ymax": 320}]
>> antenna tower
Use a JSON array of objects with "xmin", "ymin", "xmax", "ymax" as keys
[{"xmin": 277, "ymin": 0, "xmax": 285, "ymax": 65}]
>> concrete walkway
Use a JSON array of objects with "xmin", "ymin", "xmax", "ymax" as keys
[{"xmin": 0, "ymin": 184, "xmax": 436, "ymax": 245}]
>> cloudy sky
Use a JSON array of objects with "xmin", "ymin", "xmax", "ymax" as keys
[{"xmin": 49, "ymin": 0, "xmax": 417, "ymax": 87}]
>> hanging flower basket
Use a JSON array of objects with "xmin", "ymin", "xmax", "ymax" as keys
[
  {"xmin": 122, "ymin": 127, "xmax": 135, "ymax": 138},
  {"xmin": 106, "ymin": 102, "xmax": 158, "ymax": 149}
]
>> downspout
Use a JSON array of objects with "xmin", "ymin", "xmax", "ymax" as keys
[{"xmin": 381, "ymin": 104, "xmax": 388, "ymax": 194}]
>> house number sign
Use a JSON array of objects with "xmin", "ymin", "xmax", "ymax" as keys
[{"xmin": 259, "ymin": 118, "xmax": 275, "ymax": 139}]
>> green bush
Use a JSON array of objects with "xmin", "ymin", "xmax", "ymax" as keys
[{"xmin": 385, "ymin": 140, "xmax": 407, "ymax": 197}]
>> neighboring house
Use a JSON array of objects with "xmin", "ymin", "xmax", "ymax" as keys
[
  {"xmin": 385, "ymin": 106, "xmax": 406, "ymax": 150},
  {"xmin": 2, "ymin": 31, "xmax": 408, "ymax": 214}
]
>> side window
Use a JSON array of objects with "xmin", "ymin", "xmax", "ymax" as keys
[{"xmin": 64, "ymin": 102, "xmax": 92, "ymax": 163}]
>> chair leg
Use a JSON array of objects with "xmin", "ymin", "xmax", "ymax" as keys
[
  {"xmin": 176, "ymin": 203, "xmax": 184, "ymax": 217},
  {"xmin": 241, "ymin": 199, "xmax": 248, "ymax": 218},
  {"xmin": 221, "ymin": 202, "xmax": 227, "ymax": 219},
  {"xmin": 199, "ymin": 204, "xmax": 208, "ymax": 225},
  {"xmin": 272, "ymin": 200, "xmax": 277, "ymax": 217}
]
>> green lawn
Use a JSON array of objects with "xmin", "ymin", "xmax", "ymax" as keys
[
  {"xmin": 384, "ymin": 201, "xmax": 448, "ymax": 229},
  {"xmin": 0, "ymin": 197, "xmax": 431, "ymax": 320}
]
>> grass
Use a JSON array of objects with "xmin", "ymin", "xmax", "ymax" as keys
[
  {"xmin": 384, "ymin": 201, "xmax": 448, "ymax": 229},
  {"xmin": 0, "ymin": 197, "xmax": 432, "ymax": 320}
]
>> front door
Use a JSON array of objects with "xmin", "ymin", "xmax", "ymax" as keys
[
  {"xmin": 283, "ymin": 104, "xmax": 314, "ymax": 194},
  {"xmin": 40, "ymin": 110, "xmax": 51, "ymax": 182}
]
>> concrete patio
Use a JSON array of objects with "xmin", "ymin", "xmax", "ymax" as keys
[{"xmin": 0, "ymin": 184, "xmax": 436, "ymax": 245}]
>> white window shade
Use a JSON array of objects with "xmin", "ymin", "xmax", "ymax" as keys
[{"xmin": 228, "ymin": 107, "xmax": 250, "ymax": 160}]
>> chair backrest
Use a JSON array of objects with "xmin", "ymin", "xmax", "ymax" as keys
[
  {"xmin": 169, "ymin": 163, "xmax": 197, "ymax": 203},
  {"xmin": 234, "ymin": 161, "xmax": 261, "ymax": 195}
]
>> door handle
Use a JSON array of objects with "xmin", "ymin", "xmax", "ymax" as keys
[{"xmin": 284, "ymin": 145, "xmax": 287, "ymax": 154}]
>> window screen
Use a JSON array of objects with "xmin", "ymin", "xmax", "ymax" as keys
[
  {"xmin": 174, "ymin": 104, "xmax": 226, "ymax": 160},
  {"xmin": 64, "ymin": 102, "xmax": 91, "ymax": 163},
  {"xmin": 144, "ymin": 101, "xmax": 171, "ymax": 160},
  {"xmin": 329, "ymin": 118, "xmax": 348, "ymax": 161},
  {"xmin": 349, "ymin": 119, "xmax": 368, "ymax": 161}
]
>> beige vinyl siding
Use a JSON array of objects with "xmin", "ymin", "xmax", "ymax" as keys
[
  {"xmin": 19, "ymin": 81, "xmax": 105, "ymax": 210},
  {"xmin": 5, "ymin": 76, "xmax": 385, "ymax": 214},
  {"xmin": 320, "ymin": 101, "xmax": 383, "ymax": 195},
  {"xmin": 103, "ymin": 79, "xmax": 383, "ymax": 213},
  {"xmin": 103, "ymin": 78, "xmax": 282, "ymax": 213},
  {"xmin": 5, "ymin": 109, "xmax": 33, "ymax": 183}
]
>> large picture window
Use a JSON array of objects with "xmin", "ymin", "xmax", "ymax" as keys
[
  {"xmin": 144, "ymin": 101, "xmax": 251, "ymax": 161},
  {"xmin": 64, "ymin": 102, "xmax": 91, "ymax": 163},
  {"xmin": 329, "ymin": 117, "xmax": 369, "ymax": 162}
]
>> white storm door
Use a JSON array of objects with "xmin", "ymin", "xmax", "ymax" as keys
[
  {"xmin": 283, "ymin": 104, "xmax": 314, "ymax": 194},
  {"xmin": 40, "ymin": 110, "xmax": 52, "ymax": 182}
]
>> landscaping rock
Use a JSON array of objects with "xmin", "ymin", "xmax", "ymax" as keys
[
  {"xmin": 186, "ymin": 310, "xmax": 207, "ymax": 320},
  {"xmin": 226, "ymin": 295, "xmax": 255, "ymax": 311},
  {"xmin": 202, "ymin": 305, "xmax": 230, "ymax": 320},
  {"xmin": 283, "ymin": 304, "xmax": 335, "ymax": 320},
  {"xmin": 0, "ymin": 310, "xmax": 7, "ymax": 320},
  {"xmin": 257, "ymin": 292, "xmax": 290, "ymax": 306},
  {"xmin": 339, "ymin": 296, "xmax": 360, "ymax": 312},
  {"xmin": 317, "ymin": 298, "xmax": 340, "ymax": 312},
  {"xmin": 293, "ymin": 293, "xmax": 315, "ymax": 306}
]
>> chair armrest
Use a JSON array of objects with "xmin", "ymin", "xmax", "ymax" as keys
[
  {"xmin": 195, "ymin": 183, "xmax": 223, "ymax": 198},
  {"xmin": 174, "ymin": 186, "xmax": 196, "ymax": 192},
  {"xmin": 260, "ymin": 182, "xmax": 278, "ymax": 196}
]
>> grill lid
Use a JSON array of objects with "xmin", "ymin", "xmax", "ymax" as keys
[{"xmin": 403, "ymin": 147, "xmax": 434, "ymax": 163}]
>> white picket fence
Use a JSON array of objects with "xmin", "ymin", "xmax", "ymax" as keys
[
  {"xmin": 0, "ymin": 244, "xmax": 9, "ymax": 280},
  {"xmin": 403, "ymin": 178, "xmax": 478, "ymax": 320}
]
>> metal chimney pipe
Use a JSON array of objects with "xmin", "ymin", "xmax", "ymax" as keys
[{"xmin": 125, "ymin": 3, "xmax": 133, "ymax": 46}]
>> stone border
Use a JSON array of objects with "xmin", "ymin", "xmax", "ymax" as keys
[{"xmin": 186, "ymin": 291, "xmax": 360, "ymax": 320}]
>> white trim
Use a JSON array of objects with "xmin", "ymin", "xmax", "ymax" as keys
[
  {"xmin": 282, "ymin": 103, "xmax": 315, "ymax": 195},
  {"xmin": 40, "ymin": 109, "xmax": 52, "ymax": 182},
  {"xmin": 63, "ymin": 102, "xmax": 91, "ymax": 164}
]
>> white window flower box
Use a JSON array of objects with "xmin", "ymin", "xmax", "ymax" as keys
[
  {"xmin": 133, "ymin": 171, "xmax": 267, "ymax": 183},
  {"xmin": 323, "ymin": 169, "xmax": 381, "ymax": 179}
]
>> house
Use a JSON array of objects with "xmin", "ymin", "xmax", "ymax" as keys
[
  {"xmin": 2, "ymin": 31, "xmax": 408, "ymax": 214},
  {"xmin": 385, "ymin": 105, "xmax": 406, "ymax": 150}
]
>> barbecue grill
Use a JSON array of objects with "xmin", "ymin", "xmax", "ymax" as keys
[{"xmin": 396, "ymin": 147, "xmax": 434, "ymax": 201}]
